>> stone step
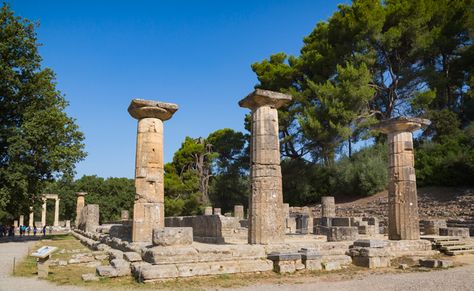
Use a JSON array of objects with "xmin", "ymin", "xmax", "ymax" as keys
[
  {"xmin": 440, "ymin": 244, "xmax": 474, "ymax": 251},
  {"xmin": 445, "ymin": 249, "xmax": 474, "ymax": 256},
  {"xmin": 435, "ymin": 241, "xmax": 471, "ymax": 247}
]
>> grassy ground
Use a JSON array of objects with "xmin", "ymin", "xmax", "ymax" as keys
[{"xmin": 14, "ymin": 234, "xmax": 468, "ymax": 290}]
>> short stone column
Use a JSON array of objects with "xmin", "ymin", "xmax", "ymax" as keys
[
  {"xmin": 29, "ymin": 207, "xmax": 34, "ymax": 227},
  {"xmin": 53, "ymin": 198, "xmax": 60, "ymax": 227},
  {"xmin": 128, "ymin": 99, "xmax": 178, "ymax": 242},
  {"xmin": 204, "ymin": 206, "xmax": 213, "ymax": 215},
  {"xmin": 75, "ymin": 192, "xmax": 86, "ymax": 227},
  {"xmin": 372, "ymin": 117, "xmax": 430, "ymax": 240},
  {"xmin": 14, "ymin": 220, "xmax": 18, "ymax": 228},
  {"xmin": 121, "ymin": 210, "xmax": 130, "ymax": 221},
  {"xmin": 213, "ymin": 208, "xmax": 221, "ymax": 215},
  {"xmin": 234, "ymin": 205, "xmax": 244, "ymax": 220},
  {"xmin": 239, "ymin": 89, "xmax": 292, "ymax": 244},
  {"xmin": 41, "ymin": 198, "xmax": 47, "ymax": 227},
  {"xmin": 321, "ymin": 196, "xmax": 336, "ymax": 218},
  {"xmin": 19, "ymin": 215, "xmax": 24, "ymax": 226}
]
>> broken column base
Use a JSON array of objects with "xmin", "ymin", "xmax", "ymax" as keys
[
  {"xmin": 348, "ymin": 239, "xmax": 391, "ymax": 268},
  {"xmin": 315, "ymin": 226, "xmax": 359, "ymax": 242}
]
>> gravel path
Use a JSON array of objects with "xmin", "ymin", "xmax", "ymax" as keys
[
  {"xmin": 0, "ymin": 240, "xmax": 88, "ymax": 291},
  {"xmin": 225, "ymin": 265, "xmax": 474, "ymax": 291}
]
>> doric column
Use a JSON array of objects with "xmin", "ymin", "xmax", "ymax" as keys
[
  {"xmin": 321, "ymin": 196, "xmax": 336, "ymax": 218},
  {"xmin": 372, "ymin": 117, "xmax": 430, "ymax": 240},
  {"xmin": 204, "ymin": 206, "xmax": 213, "ymax": 215},
  {"xmin": 128, "ymin": 99, "xmax": 178, "ymax": 242},
  {"xmin": 41, "ymin": 197, "xmax": 47, "ymax": 227},
  {"xmin": 75, "ymin": 192, "xmax": 87, "ymax": 227},
  {"xmin": 29, "ymin": 206, "xmax": 34, "ymax": 227},
  {"xmin": 239, "ymin": 89, "xmax": 291, "ymax": 244},
  {"xmin": 19, "ymin": 215, "xmax": 24, "ymax": 226},
  {"xmin": 54, "ymin": 198, "xmax": 60, "ymax": 227}
]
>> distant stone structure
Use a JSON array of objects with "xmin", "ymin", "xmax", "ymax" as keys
[
  {"xmin": 234, "ymin": 205, "xmax": 244, "ymax": 220},
  {"xmin": 204, "ymin": 206, "xmax": 213, "ymax": 215},
  {"xmin": 29, "ymin": 206, "xmax": 34, "ymax": 227},
  {"xmin": 321, "ymin": 196, "xmax": 336, "ymax": 218},
  {"xmin": 239, "ymin": 89, "xmax": 291, "ymax": 244},
  {"xmin": 121, "ymin": 210, "xmax": 129, "ymax": 221},
  {"xmin": 372, "ymin": 116, "xmax": 430, "ymax": 240},
  {"xmin": 40, "ymin": 194, "xmax": 60, "ymax": 227},
  {"xmin": 128, "ymin": 99, "xmax": 178, "ymax": 242},
  {"xmin": 213, "ymin": 208, "xmax": 221, "ymax": 215},
  {"xmin": 76, "ymin": 192, "xmax": 87, "ymax": 227}
]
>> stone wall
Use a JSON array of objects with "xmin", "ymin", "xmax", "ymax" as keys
[{"xmin": 165, "ymin": 215, "xmax": 247, "ymax": 243}]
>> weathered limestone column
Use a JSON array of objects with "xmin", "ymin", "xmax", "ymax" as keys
[
  {"xmin": 372, "ymin": 117, "xmax": 430, "ymax": 240},
  {"xmin": 54, "ymin": 198, "xmax": 60, "ymax": 227},
  {"xmin": 239, "ymin": 89, "xmax": 292, "ymax": 244},
  {"xmin": 41, "ymin": 198, "xmax": 47, "ymax": 226},
  {"xmin": 19, "ymin": 215, "xmax": 24, "ymax": 226},
  {"xmin": 234, "ymin": 205, "xmax": 244, "ymax": 220},
  {"xmin": 75, "ymin": 192, "xmax": 86, "ymax": 227},
  {"xmin": 128, "ymin": 99, "xmax": 178, "ymax": 242},
  {"xmin": 204, "ymin": 206, "xmax": 213, "ymax": 215},
  {"xmin": 321, "ymin": 196, "xmax": 336, "ymax": 218},
  {"xmin": 29, "ymin": 207, "xmax": 34, "ymax": 227}
]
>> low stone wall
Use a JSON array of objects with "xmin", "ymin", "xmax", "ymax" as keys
[{"xmin": 165, "ymin": 215, "xmax": 247, "ymax": 243}]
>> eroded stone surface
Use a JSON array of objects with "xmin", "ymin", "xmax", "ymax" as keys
[
  {"xmin": 321, "ymin": 196, "xmax": 336, "ymax": 218},
  {"xmin": 152, "ymin": 227, "xmax": 193, "ymax": 246}
]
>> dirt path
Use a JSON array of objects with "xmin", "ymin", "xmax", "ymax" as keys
[{"xmin": 0, "ymin": 240, "xmax": 87, "ymax": 291}]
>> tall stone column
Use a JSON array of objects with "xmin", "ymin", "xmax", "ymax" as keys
[
  {"xmin": 41, "ymin": 197, "xmax": 47, "ymax": 227},
  {"xmin": 372, "ymin": 117, "xmax": 430, "ymax": 240},
  {"xmin": 75, "ymin": 192, "xmax": 87, "ymax": 227},
  {"xmin": 239, "ymin": 89, "xmax": 292, "ymax": 244},
  {"xmin": 321, "ymin": 196, "xmax": 336, "ymax": 218},
  {"xmin": 54, "ymin": 198, "xmax": 60, "ymax": 227},
  {"xmin": 128, "ymin": 99, "xmax": 178, "ymax": 242},
  {"xmin": 29, "ymin": 207, "xmax": 34, "ymax": 227}
]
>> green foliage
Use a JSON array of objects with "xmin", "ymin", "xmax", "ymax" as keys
[{"xmin": 0, "ymin": 4, "xmax": 86, "ymax": 221}]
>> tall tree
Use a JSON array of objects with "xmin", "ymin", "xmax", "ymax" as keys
[{"xmin": 0, "ymin": 4, "xmax": 86, "ymax": 220}]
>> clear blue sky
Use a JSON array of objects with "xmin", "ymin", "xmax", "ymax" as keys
[{"xmin": 10, "ymin": 0, "xmax": 346, "ymax": 179}]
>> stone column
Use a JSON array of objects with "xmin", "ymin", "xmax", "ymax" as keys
[
  {"xmin": 128, "ymin": 99, "xmax": 178, "ymax": 242},
  {"xmin": 75, "ymin": 192, "xmax": 86, "ymax": 227},
  {"xmin": 54, "ymin": 198, "xmax": 60, "ymax": 227},
  {"xmin": 19, "ymin": 215, "xmax": 24, "ymax": 226},
  {"xmin": 204, "ymin": 206, "xmax": 213, "ymax": 215},
  {"xmin": 213, "ymin": 208, "xmax": 221, "ymax": 215},
  {"xmin": 372, "ymin": 117, "xmax": 430, "ymax": 240},
  {"xmin": 234, "ymin": 205, "xmax": 244, "ymax": 220},
  {"xmin": 239, "ymin": 89, "xmax": 292, "ymax": 244},
  {"xmin": 14, "ymin": 220, "xmax": 18, "ymax": 228},
  {"xmin": 41, "ymin": 197, "xmax": 47, "ymax": 227},
  {"xmin": 321, "ymin": 196, "xmax": 336, "ymax": 218},
  {"xmin": 29, "ymin": 207, "xmax": 34, "ymax": 227}
]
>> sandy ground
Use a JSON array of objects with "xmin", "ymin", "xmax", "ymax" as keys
[{"xmin": 1, "ymin": 239, "xmax": 474, "ymax": 291}]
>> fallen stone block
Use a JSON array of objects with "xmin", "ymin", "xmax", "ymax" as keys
[
  {"xmin": 267, "ymin": 252, "xmax": 302, "ymax": 274},
  {"xmin": 322, "ymin": 261, "xmax": 341, "ymax": 271},
  {"xmin": 124, "ymin": 252, "xmax": 142, "ymax": 262},
  {"xmin": 419, "ymin": 259, "xmax": 438, "ymax": 268},
  {"xmin": 110, "ymin": 259, "xmax": 131, "ymax": 276},
  {"xmin": 439, "ymin": 227, "xmax": 470, "ymax": 238},
  {"xmin": 108, "ymin": 249, "xmax": 124, "ymax": 260},
  {"xmin": 438, "ymin": 260, "xmax": 453, "ymax": 268},
  {"xmin": 152, "ymin": 227, "xmax": 193, "ymax": 246},
  {"xmin": 82, "ymin": 273, "xmax": 99, "ymax": 282},
  {"xmin": 352, "ymin": 256, "xmax": 391, "ymax": 268},
  {"xmin": 96, "ymin": 265, "xmax": 118, "ymax": 278},
  {"xmin": 140, "ymin": 264, "xmax": 179, "ymax": 281},
  {"xmin": 299, "ymin": 248, "xmax": 322, "ymax": 271}
]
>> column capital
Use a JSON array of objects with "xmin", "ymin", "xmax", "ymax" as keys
[
  {"xmin": 372, "ymin": 116, "xmax": 430, "ymax": 134},
  {"xmin": 128, "ymin": 99, "xmax": 178, "ymax": 121},
  {"xmin": 76, "ymin": 192, "xmax": 87, "ymax": 197},
  {"xmin": 239, "ymin": 89, "xmax": 292, "ymax": 110}
]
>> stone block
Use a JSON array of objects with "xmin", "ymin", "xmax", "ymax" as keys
[
  {"xmin": 108, "ymin": 249, "xmax": 124, "ymax": 260},
  {"xmin": 267, "ymin": 252, "xmax": 302, "ymax": 274},
  {"xmin": 317, "ymin": 226, "xmax": 358, "ymax": 241},
  {"xmin": 322, "ymin": 261, "xmax": 341, "ymax": 271},
  {"xmin": 81, "ymin": 273, "xmax": 99, "ymax": 281},
  {"xmin": 124, "ymin": 252, "xmax": 142, "ymax": 262},
  {"xmin": 110, "ymin": 259, "xmax": 131, "ymax": 276},
  {"xmin": 352, "ymin": 256, "xmax": 391, "ymax": 268},
  {"xmin": 439, "ymin": 227, "xmax": 470, "ymax": 238},
  {"xmin": 152, "ymin": 227, "xmax": 193, "ymax": 246},
  {"xmin": 140, "ymin": 264, "xmax": 179, "ymax": 281},
  {"xmin": 421, "ymin": 219, "xmax": 447, "ymax": 235},
  {"xmin": 331, "ymin": 217, "xmax": 351, "ymax": 227},
  {"xmin": 353, "ymin": 239, "xmax": 388, "ymax": 248},
  {"xmin": 305, "ymin": 259, "xmax": 323, "ymax": 270},
  {"xmin": 239, "ymin": 259, "xmax": 273, "ymax": 273},
  {"xmin": 96, "ymin": 265, "xmax": 118, "ymax": 277},
  {"xmin": 439, "ymin": 260, "xmax": 453, "ymax": 268},
  {"xmin": 419, "ymin": 259, "xmax": 438, "ymax": 268}
]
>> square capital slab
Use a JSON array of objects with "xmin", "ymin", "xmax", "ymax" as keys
[
  {"xmin": 76, "ymin": 192, "xmax": 87, "ymax": 197},
  {"xmin": 239, "ymin": 89, "xmax": 292, "ymax": 110},
  {"xmin": 372, "ymin": 116, "xmax": 430, "ymax": 134},
  {"xmin": 128, "ymin": 99, "xmax": 179, "ymax": 120}
]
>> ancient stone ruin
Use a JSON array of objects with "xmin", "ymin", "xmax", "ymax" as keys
[{"xmin": 67, "ymin": 97, "xmax": 473, "ymax": 282}]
